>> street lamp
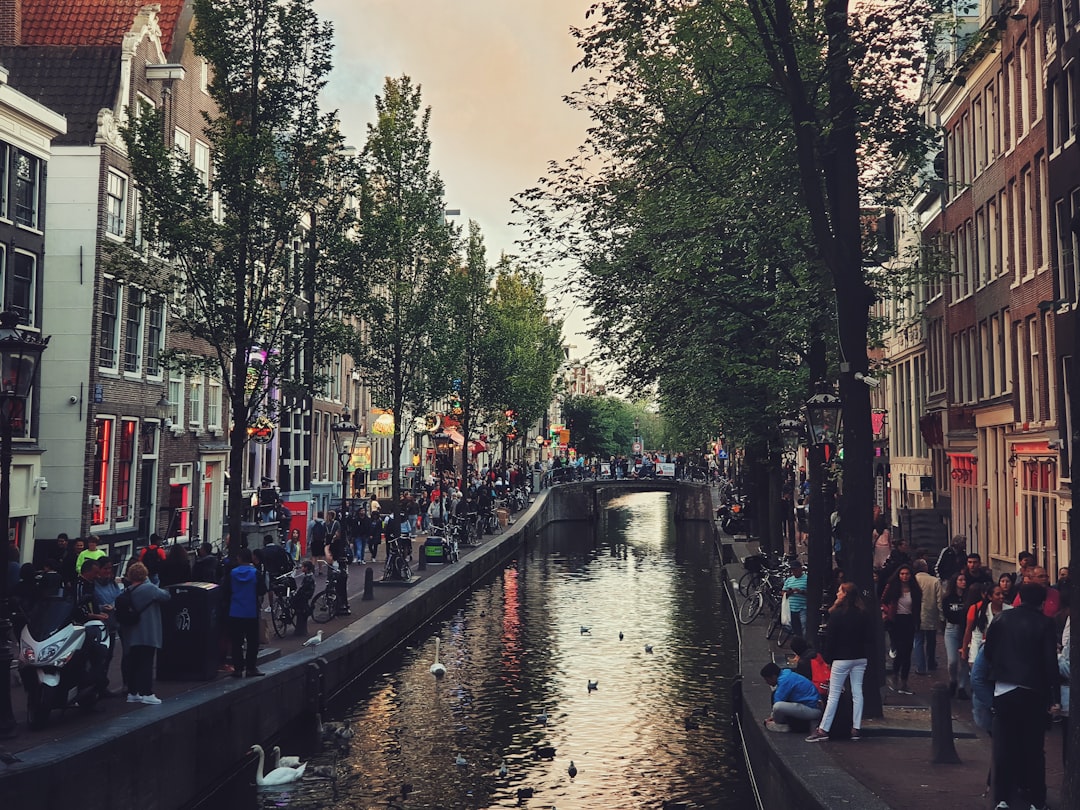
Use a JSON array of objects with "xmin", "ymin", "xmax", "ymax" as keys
[
  {"xmin": 0, "ymin": 311, "xmax": 49, "ymax": 738},
  {"xmin": 803, "ymin": 385, "xmax": 842, "ymax": 647},
  {"xmin": 779, "ymin": 417, "xmax": 804, "ymax": 555},
  {"xmin": 331, "ymin": 408, "xmax": 359, "ymax": 522}
]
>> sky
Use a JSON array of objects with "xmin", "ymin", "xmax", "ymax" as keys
[{"xmin": 315, "ymin": 0, "xmax": 596, "ymax": 359}]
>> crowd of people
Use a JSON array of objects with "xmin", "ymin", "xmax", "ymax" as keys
[{"xmin": 759, "ymin": 531, "xmax": 1070, "ymax": 810}]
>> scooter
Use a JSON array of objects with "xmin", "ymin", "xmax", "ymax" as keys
[{"xmin": 18, "ymin": 595, "xmax": 111, "ymax": 728}]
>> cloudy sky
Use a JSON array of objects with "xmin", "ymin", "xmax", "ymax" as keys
[{"xmin": 315, "ymin": 0, "xmax": 595, "ymax": 358}]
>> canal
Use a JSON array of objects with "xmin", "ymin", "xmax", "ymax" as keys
[{"xmin": 203, "ymin": 490, "xmax": 752, "ymax": 809}]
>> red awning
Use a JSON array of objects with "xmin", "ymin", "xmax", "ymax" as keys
[
  {"xmin": 444, "ymin": 428, "xmax": 465, "ymax": 447},
  {"xmin": 470, "ymin": 439, "xmax": 487, "ymax": 454}
]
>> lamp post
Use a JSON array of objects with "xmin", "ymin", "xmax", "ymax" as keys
[
  {"xmin": 0, "ymin": 311, "xmax": 48, "ymax": 738},
  {"xmin": 780, "ymin": 417, "xmax": 803, "ymax": 557},
  {"xmin": 331, "ymin": 409, "xmax": 359, "ymax": 526},
  {"xmin": 803, "ymin": 385, "xmax": 842, "ymax": 648}
]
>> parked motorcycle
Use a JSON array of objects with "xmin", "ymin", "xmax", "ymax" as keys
[
  {"xmin": 717, "ymin": 496, "xmax": 749, "ymax": 536},
  {"xmin": 18, "ymin": 595, "xmax": 111, "ymax": 728}
]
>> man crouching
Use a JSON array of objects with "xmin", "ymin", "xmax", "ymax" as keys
[{"xmin": 761, "ymin": 661, "xmax": 823, "ymax": 732}]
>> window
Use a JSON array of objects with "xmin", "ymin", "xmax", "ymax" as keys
[
  {"xmin": 1029, "ymin": 317, "xmax": 1041, "ymax": 422},
  {"xmin": 174, "ymin": 127, "xmax": 190, "ymax": 157},
  {"xmin": 974, "ymin": 97, "xmax": 986, "ymax": 174},
  {"xmin": 146, "ymin": 297, "xmax": 165, "ymax": 377},
  {"xmin": 106, "ymin": 171, "xmax": 126, "ymax": 238},
  {"xmin": 13, "ymin": 151, "xmax": 40, "ymax": 228},
  {"xmin": 1035, "ymin": 20, "xmax": 1044, "ymax": 123},
  {"xmin": 115, "ymin": 420, "xmax": 136, "ymax": 523},
  {"xmin": 92, "ymin": 417, "xmax": 114, "ymax": 526},
  {"xmin": 194, "ymin": 141, "xmax": 210, "ymax": 187},
  {"xmin": 1019, "ymin": 38, "xmax": 1031, "ymax": 139},
  {"xmin": 1038, "ymin": 156, "xmax": 1050, "ymax": 270},
  {"xmin": 189, "ymin": 376, "xmax": 203, "ymax": 428},
  {"xmin": 207, "ymin": 380, "xmax": 222, "ymax": 430},
  {"xmin": 0, "ymin": 142, "xmax": 8, "ymax": 219},
  {"xmin": 100, "ymin": 278, "xmax": 120, "ymax": 370},
  {"xmin": 8, "ymin": 250, "xmax": 35, "ymax": 325},
  {"xmin": 123, "ymin": 287, "xmax": 144, "ymax": 374},
  {"xmin": 200, "ymin": 59, "xmax": 209, "ymax": 93},
  {"xmin": 168, "ymin": 367, "xmax": 185, "ymax": 428},
  {"xmin": 1003, "ymin": 57, "xmax": 1013, "ymax": 151},
  {"xmin": 1023, "ymin": 167, "xmax": 1035, "ymax": 277}
]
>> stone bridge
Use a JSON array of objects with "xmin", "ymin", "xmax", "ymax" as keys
[{"xmin": 536, "ymin": 477, "xmax": 715, "ymax": 523}]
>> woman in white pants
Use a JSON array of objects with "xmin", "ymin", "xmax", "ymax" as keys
[{"xmin": 806, "ymin": 582, "xmax": 874, "ymax": 742}]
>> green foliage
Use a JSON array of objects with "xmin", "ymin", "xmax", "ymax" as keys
[{"xmin": 347, "ymin": 75, "xmax": 459, "ymax": 505}]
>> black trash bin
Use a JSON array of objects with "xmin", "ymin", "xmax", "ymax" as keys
[
  {"xmin": 423, "ymin": 537, "xmax": 445, "ymax": 564},
  {"xmin": 158, "ymin": 582, "xmax": 221, "ymax": 681}
]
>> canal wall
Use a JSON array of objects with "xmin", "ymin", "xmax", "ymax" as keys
[{"xmin": 0, "ymin": 481, "xmax": 712, "ymax": 810}]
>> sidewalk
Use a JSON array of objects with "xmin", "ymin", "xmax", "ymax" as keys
[
  {"xmin": 722, "ymin": 535, "xmax": 1065, "ymax": 810},
  {"xmin": 2, "ymin": 530, "xmax": 496, "ymax": 757}
]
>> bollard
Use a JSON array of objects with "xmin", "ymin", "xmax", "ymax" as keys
[
  {"xmin": 931, "ymin": 682, "xmax": 961, "ymax": 763},
  {"xmin": 362, "ymin": 566, "xmax": 375, "ymax": 600}
]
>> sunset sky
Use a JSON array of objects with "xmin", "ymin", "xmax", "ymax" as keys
[{"xmin": 315, "ymin": 0, "xmax": 596, "ymax": 357}]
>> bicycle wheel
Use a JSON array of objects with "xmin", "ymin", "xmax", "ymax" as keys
[
  {"xmin": 737, "ymin": 571, "xmax": 760, "ymax": 596},
  {"xmin": 398, "ymin": 558, "xmax": 413, "ymax": 580},
  {"xmin": 776, "ymin": 623, "xmax": 792, "ymax": 647},
  {"xmin": 737, "ymin": 590, "xmax": 763, "ymax": 624},
  {"xmin": 311, "ymin": 590, "xmax": 334, "ymax": 624},
  {"xmin": 270, "ymin": 598, "xmax": 291, "ymax": 638}
]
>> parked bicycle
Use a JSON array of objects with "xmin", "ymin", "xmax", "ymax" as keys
[
  {"xmin": 381, "ymin": 536, "xmax": 414, "ymax": 582},
  {"xmin": 269, "ymin": 571, "xmax": 299, "ymax": 638},
  {"xmin": 310, "ymin": 567, "xmax": 344, "ymax": 624}
]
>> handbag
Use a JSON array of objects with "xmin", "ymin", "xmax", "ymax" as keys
[
  {"xmin": 781, "ymin": 593, "xmax": 792, "ymax": 627},
  {"xmin": 881, "ymin": 600, "xmax": 897, "ymax": 624}
]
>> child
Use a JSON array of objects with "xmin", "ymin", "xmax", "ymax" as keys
[{"xmin": 292, "ymin": 559, "xmax": 316, "ymax": 637}]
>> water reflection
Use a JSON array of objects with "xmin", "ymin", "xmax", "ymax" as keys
[{"xmin": 208, "ymin": 491, "xmax": 750, "ymax": 809}]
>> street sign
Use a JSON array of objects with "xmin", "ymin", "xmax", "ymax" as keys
[{"xmin": 632, "ymin": 441, "xmax": 642, "ymax": 453}]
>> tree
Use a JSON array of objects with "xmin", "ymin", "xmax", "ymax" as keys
[
  {"xmin": 478, "ymin": 259, "xmax": 564, "ymax": 462},
  {"xmin": 443, "ymin": 220, "xmax": 494, "ymax": 481},
  {"xmin": 349, "ymin": 76, "xmax": 458, "ymax": 511},
  {"xmin": 115, "ymin": 0, "xmax": 357, "ymax": 552}
]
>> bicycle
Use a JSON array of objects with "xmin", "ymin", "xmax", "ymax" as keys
[
  {"xmin": 311, "ymin": 567, "xmax": 344, "ymax": 623},
  {"xmin": 381, "ymin": 537, "xmax": 414, "ymax": 582},
  {"xmin": 269, "ymin": 572, "xmax": 299, "ymax": 638},
  {"xmin": 763, "ymin": 581, "xmax": 792, "ymax": 647}
]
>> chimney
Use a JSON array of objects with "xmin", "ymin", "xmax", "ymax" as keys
[{"xmin": 0, "ymin": 0, "xmax": 20, "ymax": 46}]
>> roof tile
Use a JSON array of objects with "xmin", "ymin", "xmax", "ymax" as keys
[{"xmin": 21, "ymin": 0, "xmax": 186, "ymax": 55}]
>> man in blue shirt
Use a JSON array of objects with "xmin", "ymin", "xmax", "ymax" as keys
[
  {"xmin": 783, "ymin": 560, "xmax": 808, "ymax": 639},
  {"xmin": 761, "ymin": 662, "xmax": 822, "ymax": 732}
]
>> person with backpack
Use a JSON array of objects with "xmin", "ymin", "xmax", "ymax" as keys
[
  {"xmin": 139, "ymin": 534, "xmax": 167, "ymax": 584},
  {"xmin": 117, "ymin": 561, "xmax": 171, "ymax": 705},
  {"xmin": 308, "ymin": 513, "xmax": 328, "ymax": 564}
]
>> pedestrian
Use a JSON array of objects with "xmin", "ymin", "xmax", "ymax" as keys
[
  {"xmin": 760, "ymin": 661, "xmax": 822, "ymax": 733},
  {"xmin": 935, "ymin": 534, "xmax": 967, "ymax": 582},
  {"xmin": 119, "ymin": 562, "xmax": 171, "ymax": 705},
  {"xmin": 963, "ymin": 582, "xmax": 1010, "ymax": 668},
  {"xmin": 158, "ymin": 543, "xmax": 191, "ymax": 587},
  {"xmin": 880, "ymin": 563, "xmax": 921, "ymax": 694},
  {"xmin": 782, "ymin": 560, "xmax": 808, "ymax": 639},
  {"xmin": 327, "ymin": 528, "xmax": 351, "ymax": 616},
  {"xmin": 872, "ymin": 515, "xmax": 891, "ymax": 572},
  {"xmin": 223, "ymin": 547, "xmax": 267, "ymax": 677},
  {"xmin": 93, "ymin": 558, "xmax": 123, "ymax": 697},
  {"xmin": 284, "ymin": 529, "xmax": 301, "ymax": 563},
  {"xmin": 190, "ymin": 541, "xmax": 221, "ymax": 583},
  {"xmin": 983, "ymin": 582, "xmax": 1060, "ymax": 810},
  {"xmin": 292, "ymin": 558, "xmax": 316, "ymax": 637},
  {"xmin": 942, "ymin": 571, "xmax": 971, "ymax": 699},
  {"xmin": 913, "ymin": 559, "xmax": 941, "ymax": 675},
  {"xmin": 806, "ymin": 581, "xmax": 873, "ymax": 742}
]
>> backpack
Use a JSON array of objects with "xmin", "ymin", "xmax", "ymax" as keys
[
  {"xmin": 114, "ymin": 587, "xmax": 142, "ymax": 627},
  {"xmin": 140, "ymin": 545, "xmax": 165, "ymax": 578},
  {"xmin": 810, "ymin": 654, "xmax": 832, "ymax": 698}
]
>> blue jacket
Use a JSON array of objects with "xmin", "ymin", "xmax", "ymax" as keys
[
  {"xmin": 227, "ymin": 564, "xmax": 260, "ymax": 619},
  {"xmin": 774, "ymin": 667, "xmax": 821, "ymax": 709}
]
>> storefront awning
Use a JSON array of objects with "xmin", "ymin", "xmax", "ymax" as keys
[
  {"xmin": 470, "ymin": 439, "xmax": 487, "ymax": 454},
  {"xmin": 445, "ymin": 427, "xmax": 465, "ymax": 447}
]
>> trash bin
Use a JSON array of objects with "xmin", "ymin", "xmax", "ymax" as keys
[
  {"xmin": 423, "ymin": 537, "xmax": 445, "ymax": 564},
  {"xmin": 158, "ymin": 582, "xmax": 221, "ymax": 681}
]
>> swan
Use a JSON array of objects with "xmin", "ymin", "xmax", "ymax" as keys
[
  {"xmin": 568, "ymin": 761, "xmax": 577, "ymax": 778},
  {"xmin": 251, "ymin": 744, "xmax": 306, "ymax": 785},
  {"xmin": 535, "ymin": 708, "xmax": 548, "ymax": 725},
  {"xmin": 270, "ymin": 746, "xmax": 303, "ymax": 769},
  {"xmin": 430, "ymin": 637, "xmax": 447, "ymax": 678},
  {"xmin": 309, "ymin": 764, "xmax": 336, "ymax": 778},
  {"xmin": 587, "ymin": 679, "xmax": 598, "ymax": 692}
]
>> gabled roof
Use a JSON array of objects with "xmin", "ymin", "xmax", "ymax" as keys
[
  {"xmin": 0, "ymin": 45, "xmax": 120, "ymax": 146},
  {"xmin": 20, "ymin": 0, "xmax": 186, "ymax": 56}
]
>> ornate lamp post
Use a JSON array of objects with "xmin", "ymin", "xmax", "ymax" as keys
[
  {"xmin": 0, "ymin": 311, "xmax": 49, "ymax": 738},
  {"xmin": 331, "ymin": 409, "xmax": 359, "ymax": 523},
  {"xmin": 779, "ymin": 417, "xmax": 804, "ymax": 556},
  {"xmin": 803, "ymin": 385, "xmax": 842, "ymax": 646}
]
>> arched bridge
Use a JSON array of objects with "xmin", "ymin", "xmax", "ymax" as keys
[{"xmin": 535, "ymin": 477, "xmax": 715, "ymax": 523}]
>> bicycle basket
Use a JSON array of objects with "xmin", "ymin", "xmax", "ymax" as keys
[{"xmin": 743, "ymin": 554, "xmax": 768, "ymax": 574}]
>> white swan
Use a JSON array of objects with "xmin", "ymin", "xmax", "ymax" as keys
[
  {"xmin": 251, "ymin": 744, "xmax": 306, "ymax": 785},
  {"xmin": 430, "ymin": 637, "xmax": 446, "ymax": 678},
  {"xmin": 271, "ymin": 746, "xmax": 303, "ymax": 769}
]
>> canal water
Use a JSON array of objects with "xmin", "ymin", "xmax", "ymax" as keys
[{"xmin": 206, "ymin": 490, "xmax": 751, "ymax": 809}]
